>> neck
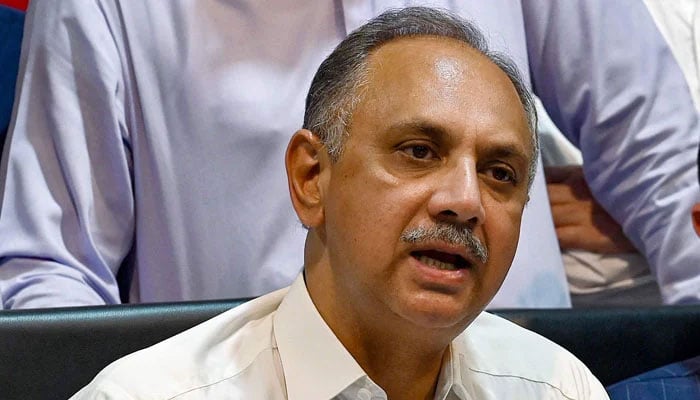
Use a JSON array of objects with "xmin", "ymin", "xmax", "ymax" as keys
[
  {"xmin": 352, "ymin": 334, "xmax": 449, "ymax": 400},
  {"xmin": 304, "ymin": 242, "xmax": 455, "ymax": 399},
  {"xmin": 315, "ymin": 291, "xmax": 449, "ymax": 399},
  {"xmin": 312, "ymin": 283, "xmax": 451, "ymax": 399}
]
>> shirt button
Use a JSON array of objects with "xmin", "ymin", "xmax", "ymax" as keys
[{"xmin": 357, "ymin": 388, "xmax": 372, "ymax": 400}]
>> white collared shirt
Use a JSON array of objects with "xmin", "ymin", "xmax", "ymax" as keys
[{"xmin": 71, "ymin": 275, "xmax": 609, "ymax": 399}]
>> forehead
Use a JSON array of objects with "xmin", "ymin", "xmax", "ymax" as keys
[{"xmin": 352, "ymin": 36, "xmax": 531, "ymax": 155}]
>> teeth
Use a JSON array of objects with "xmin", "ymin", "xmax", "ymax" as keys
[{"xmin": 418, "ymin": 255, "xmax": 457, "ymax": 271}]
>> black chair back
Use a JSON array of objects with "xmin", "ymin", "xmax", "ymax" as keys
[{"xmin": 1, "ymin": 302, "xmax": 699, "ymax": 400}]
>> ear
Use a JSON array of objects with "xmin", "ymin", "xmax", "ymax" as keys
[
  {"xmin": 693, "ymin": 203, "xmax": 700, "ymax": 237},
  {"xmin": 285, "ymin": 129, "xmax": 328, "ymax": 228}
]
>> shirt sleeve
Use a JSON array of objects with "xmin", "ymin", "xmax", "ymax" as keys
[
  {"xmin": 0, "ymin": 0, "xmax": 134, "ymax": 308},
  {"xmin": 69, "ymin": 379, "xmax": 137, "ymax": 400},
  {"xmin": 521, "ymin": 0, "xmax": 700, "ymax": 304},
  {"xmin": 574, "ymin": 362, "xmax": 610, "ymax": 400}
]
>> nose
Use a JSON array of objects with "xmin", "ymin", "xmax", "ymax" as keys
[{"xmin": 427, "ymin": 159, "xmax": 485, "ymax": 228}]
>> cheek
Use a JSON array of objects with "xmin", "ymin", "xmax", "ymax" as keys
[
  {"xmin": 325, "ymin": 172, "xmax": 431, "ymax": 262},
  {"xmin": 474, "ymin": 204, "xmax": 523, "ymax": 304},
  {"xmin": 484, "ymin": 201, "xmax": 525, "ymax": 264}
]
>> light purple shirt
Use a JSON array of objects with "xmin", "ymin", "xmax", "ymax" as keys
[{"xmin": 0, "ymin": 0, "xmax": 698, "ymax": 308}]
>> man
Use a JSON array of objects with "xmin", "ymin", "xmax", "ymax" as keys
[
  {"xmin": 543, "ymin": 0, "xmax": 700, "ymax": 307},
  {"xmin": 696, "ymin": 160, "xmax": 700, "ymax": 235},
  {"xmin": 1, "ymin": 1, "xmax": 698, "ymax": 309},
  {"xmin": 645, "ymin": 0, "xmax": 700, "ymax": 108},
  {"xmin": 606, "ymin": 149, "xmax": 700, "ymax": 399},
  {"xmin": 71, "ymin": 8, "xmax": 608, "ymax": 400}
]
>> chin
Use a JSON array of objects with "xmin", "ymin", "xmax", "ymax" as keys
[{"xmin": 395, "ymin": 291, "xmax": 482, "ymax": 332}]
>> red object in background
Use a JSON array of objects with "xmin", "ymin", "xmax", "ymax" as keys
[{"xmin": 0, "ymin": 0, "xmax": 28, "ymax": 11}]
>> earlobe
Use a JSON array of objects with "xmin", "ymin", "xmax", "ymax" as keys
[{"xmin": 285, "ymin": 129, "xmax": 327, "ymax": 228}]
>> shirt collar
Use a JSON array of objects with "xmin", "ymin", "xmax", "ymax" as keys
[
  {"xmin": 273, "ymin": 273, "xmax": 473, "ymax": 400},
  {"xmin": 440, "ymin": 340, "xmax": 472, "ymax": 400},
  {"xmin": 273, "ymin": 274, "xmax": 367, "ymax": 400}
]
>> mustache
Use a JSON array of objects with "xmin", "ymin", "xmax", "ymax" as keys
[{"xmin": 400, "ymin": 224, "xmax": 488, "ymax": 264}]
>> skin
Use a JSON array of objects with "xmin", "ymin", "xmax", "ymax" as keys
[
  {"xmin": 693, "ymin": 203, "xmax": 700, "ymax": 236},
  {"xmin": 546, "ymin": 165, "xmax": 637, "ymax": 253},
  {"xmin": 286, "ymin": 36, "xmax": 533, "ymax": 400}
]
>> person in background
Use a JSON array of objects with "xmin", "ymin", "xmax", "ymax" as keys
[
  {"xmin": 0, "ymin": 1, "xmax": 698, "ymax": 309},
  {"xmin": 540, "ymin": 107, "xmax": 662, "ymax": 307},
  {"xmin": 71, "ymin": 9, "xmax": 609, "ymax": 399},
  {"xmin": 645, "ymin": 0, "xmax": 700, "ymax": 108},
  {"xmin": 696, "ymin": 161, "xmax": 700, "ymax": 236},
  {"xmin": 696, "ymin": 151, "xmax": 700, "ymax": 236},
  {"xmin": 541, "ymin": 0, "xmax": 700, "ymax": 307},
  {"xmin": 606, "ymin": 146, "xmax": 700, "ymax": 399}
]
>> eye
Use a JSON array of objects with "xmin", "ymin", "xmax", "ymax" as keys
[
  {"xmin": 486, "ymin": 166, "xmax": 517, "ymax": 184},
  {"xmin": 409, "ymin": 145, "xmax": 431, "ymax": 159},
  {"xmin": 400, "ymin": 144, "xmax": 438, "ymax": 160}
]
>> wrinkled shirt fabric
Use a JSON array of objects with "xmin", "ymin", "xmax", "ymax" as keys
[
  {"xmin": 1, "ymin": 0, "xmax": 698, "ymax": 308},
  {"xmin": 71, "ymin": 274, "xmax": 610, "ymax": 400}
]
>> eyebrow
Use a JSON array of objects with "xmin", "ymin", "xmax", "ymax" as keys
[
  {"xmin": 386, "ymin": 120, "xmax": 450, "ymax": 142},
  {"xmin": 387, "ymin": 120, "xmax": 531, "ymax": 161},
  {"xmin": 481, "ymin": 143, "xmax": 531, "ymax": 167}
]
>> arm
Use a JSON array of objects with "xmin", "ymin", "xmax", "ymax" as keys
[
  {"xmin": 545, "ymin": 165, "xmax": 636, "ymax": 254},
  {"xmin": 522, "ymin": 1, "xmax": 700, "ymax": 304},
  {"xmin": 0, "ymin": 0, "xmax": 133, "ymax": 308}
]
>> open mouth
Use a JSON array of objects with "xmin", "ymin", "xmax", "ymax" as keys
[{"xmin": 411, "ymin": 250, "xmax": 471, "ymax": 271}]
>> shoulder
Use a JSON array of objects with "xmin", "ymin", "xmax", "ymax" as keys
[
  {"xmin": 71, "ymin": 288, "xmax": 288, "ymax": 399},
  {"xmin": 607, "ymin": 355, "xmax": 700, "ymax": 399},
  {"xmin": 456, "ymin": 312, "xmax": 608, "ymax": 399}
]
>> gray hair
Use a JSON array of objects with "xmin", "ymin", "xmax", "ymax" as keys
[{"xmin": 303, "ymin": 6, "xmax": 539, "ymax": 188}]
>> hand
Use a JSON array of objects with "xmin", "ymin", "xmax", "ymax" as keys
[{"xmin": 545, "ymin": 165, "xmax": 637, "ymax": 254}]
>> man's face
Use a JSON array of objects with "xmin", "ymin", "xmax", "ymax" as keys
[{"xmin": 317, "ymin": 37, "xmax": 533, "ymax": 332}]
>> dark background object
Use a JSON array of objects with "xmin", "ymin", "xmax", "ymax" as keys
[
  {"xmin": 499, "ymin": 306, "xmax": 700, "ymax": 386},
  {"xmin": 1, "ymin": 302, "xmax": 699, "ymax": 400},
  {"xmin": 0, "ymin": 5, "xmax": 24, "ymax": 150}
]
